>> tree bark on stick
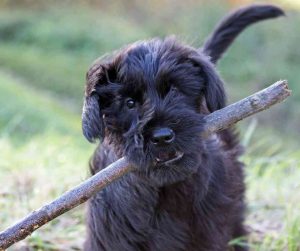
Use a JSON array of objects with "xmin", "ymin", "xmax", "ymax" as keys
[{"xmin": 0, "ymin": 80, "xmax": 291, "ymax": 250}]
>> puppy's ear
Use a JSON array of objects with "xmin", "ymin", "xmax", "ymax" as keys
[
  {"xmin": 202, "ymin": 60, "xmax": 226, "ymax": 112},
  {"xmin": 82, "ymin": 93, "xmax": 104, "ymax": 142},
  {"xmin": 82, "ymin": 61, "xmax": 116, "ymax": 142},
  {"xmin": 190, "ymin": 54, "xmax": 226, "ymax": 112}
]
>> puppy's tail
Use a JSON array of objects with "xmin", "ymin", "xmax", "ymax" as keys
[{"xmin": 202, "ymin": 5, "xmax": 285, "ymax": 64}]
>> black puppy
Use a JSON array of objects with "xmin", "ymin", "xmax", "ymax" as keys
[{"xmin": 82, "ymin": 5, "xmax": 284, "ymax": 251}]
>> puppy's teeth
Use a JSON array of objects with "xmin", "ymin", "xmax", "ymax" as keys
[{"xmin": 176, "ymin": 152, "xmax": 184, "ymax": 157}]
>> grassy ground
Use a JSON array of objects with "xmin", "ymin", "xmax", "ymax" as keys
[
  {"xmin": 0, "ymin": 70, "xmax": 92, "ymax": 250},
  {"xmin": 0, "ymin": 2, "xmax": 299, "ymax": 250}
]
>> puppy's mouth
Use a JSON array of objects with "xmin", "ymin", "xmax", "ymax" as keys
[{"xmin": 155, "ymin": 150, "xmax": 184, "ymax": 166}]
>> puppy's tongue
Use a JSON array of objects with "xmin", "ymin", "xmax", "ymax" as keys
[
  {"xmin": 156, "ymin": 150, "xmax": 176, "ymax": 162},
  {"xmin": 158, "ymin": 152, "xmax": 171, "ymax": 161}
]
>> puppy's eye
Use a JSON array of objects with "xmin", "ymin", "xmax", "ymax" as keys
[{"xmin": 126, "ymin": 98, "xmax": 135, "ymax": 109}]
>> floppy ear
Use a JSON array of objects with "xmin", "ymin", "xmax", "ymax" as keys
[
  {"xmin": 81, "ymin": 61, "xmax": 109, "ymax": 143},
  {"xmin": 82, "ymin": 54, "xmax": 122, "ymax": 142},
  {"xmin": 202, "ymin": 60, "xmax": 226, "ymax": 111},
  {"xmin": 190, "ymin": 54, "xmax": 226, "ymax": 112},
  {"xmin": 82, "ymin": 93, "xmax": 104, "ymax": 142}
]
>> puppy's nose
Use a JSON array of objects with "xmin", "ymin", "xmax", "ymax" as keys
[{"xmin": 151, "ymin": 127, "xmax": 175, "ymax": 146}]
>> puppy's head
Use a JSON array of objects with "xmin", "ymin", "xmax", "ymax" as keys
[{"xmin": 82, "ymin": 38, "xmax": 226, "ymax": 186}]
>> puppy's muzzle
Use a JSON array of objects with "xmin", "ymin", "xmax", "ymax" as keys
[{"xmin": 150, "ymin": 127, "xmax": 184, "ymax": 165}]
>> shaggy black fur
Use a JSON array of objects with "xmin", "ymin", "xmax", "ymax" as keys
[{"xmin": 82, "ymin": 5, "xmax": 284, "ymax": 251}]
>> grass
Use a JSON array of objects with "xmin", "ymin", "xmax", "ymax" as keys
[
  {"xmin": 0, "ymin": 2, "xmax": 299, "ymax": 250},
  {"xmin": 0, "ymin": 43, "xmax": 87, "ymax": 106},
  {"xmin": 244, "ymin": 140, "xmax": 300, "ymax": 250},
  {"xmin": 0, "ymin": 71, "xmax": 92, "ymax": 250}
]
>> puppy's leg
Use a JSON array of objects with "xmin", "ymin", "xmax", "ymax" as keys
[
  {"xmin": 84, "ymin": 203, "xmax": 106, "ymax": 251},
  {"xmin": 231, "ymin": 220, "xmax": 249, "ymax": 251},
  {"xmin": 84, "ymin": 143, "xmax": 118, "ymax": 251}
]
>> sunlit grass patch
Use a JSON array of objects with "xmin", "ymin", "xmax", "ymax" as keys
[
  {"xmin": 0, "ymin": 134, "xmax": 91, "ymax": 250},
  {"xmin": 0, "ymin": 70, "xmax": 93, "ymax": 250},
  {"xmin": 244, "ymin": 145, "xmax": 300, "ymax": 250}
]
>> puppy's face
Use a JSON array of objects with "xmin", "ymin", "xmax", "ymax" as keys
[{"xmin": 82, "ymin": 38, "xmax": 226, "ymax": 186}]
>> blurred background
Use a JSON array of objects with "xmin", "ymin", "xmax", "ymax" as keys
[{"xmin": 0, "ymin": 0, "xmax": 299, "ymax": 250}]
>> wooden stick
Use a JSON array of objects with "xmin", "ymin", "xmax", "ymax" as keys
[
  {"xmin": 203, "ymin": 80, "xmax": 291, "ymax": 135},
  {"xmin": 0, "ymin": 80, "xmax": 291, "ymax": 250}
]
